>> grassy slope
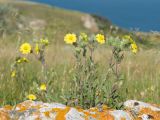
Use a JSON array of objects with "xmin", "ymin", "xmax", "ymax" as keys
[
  {"xmin": 1, "ymin": 0, "xmax": 159, "ymax": 47},
  {"xmin": 0, "ymin": 1, "xmax": 160, "ymax": 106}
]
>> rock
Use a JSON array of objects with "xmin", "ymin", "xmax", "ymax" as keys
[
  {"xmin": 0, "ymin": 111, "xmax": 10, "ymax": 120},
  {"xmin": 124, "ymin": 100, "xmax": 160, "ymax": 120},
  {"xmin": 0, "ymin": 100, "xmax": 159, "ymax": 120},
  {"xmin": 81, "ymin": 15, "xmax": 99, "ymax": 32},
  {"xmin": 29, "ymin": 19, "xmax": 46, "ymax": 31}
]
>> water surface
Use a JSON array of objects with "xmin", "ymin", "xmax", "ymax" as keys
[{"xmin": 29, "ymin": 0, "xmax": 160, "ymax": 32}]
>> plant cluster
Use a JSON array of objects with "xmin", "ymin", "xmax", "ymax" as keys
[
  {"xmin": 10, "ymin": 33, "xmax": 138, "ymax": 109},
  {"xmin": 63, "ymin": 33, "xmax": 138, "ymax": 109},
  {"xmin": 11, "ymin": 39, "xmax": 49, "ymax": 101}
]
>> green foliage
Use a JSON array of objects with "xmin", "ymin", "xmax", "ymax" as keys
[
  {"xmin": 6, "ymin": 32, "xmax": 136, "ymax": 109},
  {"xmin": 62, "ymin": 33, "xmax": 136, "ymax": 109}
]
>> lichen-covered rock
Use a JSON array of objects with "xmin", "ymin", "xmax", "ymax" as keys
[
  {"xmin": 0, "ymin": 100, "xmax": 159, "ymax": 120},
  {"xmin": 124, "ymin": 100, "xmax": 160, "ymax": 120}
]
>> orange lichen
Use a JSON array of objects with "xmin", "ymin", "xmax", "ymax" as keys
[
  {"xmin": 83, "ymin": 107, "xmax": 99, "ymax": 119},
  {"xmin": 83, "ymin": 111, "xmax": 97, "ymax": 119},
  {"xmin": 98, "ymin": 112, "xmax": 114, "ymax": 120},
  {"xmin": 16, "ymin": 104, "xmax": 27, "ymax": 112},
  {"xmin": 31, "ymin": 105, "xmax": 41, "ymax": 109},
  {"xmin": 52, "ymin": 107, "xmax": 70, "ymax": 120},
  {"xmin": 33, "ymin": 111, "xmax": 41, "ymax": 116},
  {"xmin": 76, "ymin": 107, "xmax": 96, "ymax": 119},
  {"xmin": 3, "ymin": 105, "xmax": 12, "ymax": 111},
  {"xmin": 0, "ymin": 110, "xmax": 10, "ymax": 120},
  {"xmin": 1, "ymin": 101, "xmax": 160, "ymax": 120},
  {"xmin": 35, "ymin": 117, "xmax": 41, "ymax": 120},
  {"xmin": 77, "ymin": 106, "xmax": 114, "ymax": 120},
  {"xmin": 18, "ymin": 101, "xmax": 32, "ymax": 108},
  {"xmin": 138, "ymin": 108, "xmax": 160, "ymax": 120},
  {"xmin": 43, "ymin": 111, "xmax": 50, "ymax": 118},
  {"xmin": 18, "ymin": 106, "xmax": 27, "ymax": 112},
  {"xmin": 121, "ymin": 117, "xmax": 126, "ymax": 120},
  {"xmin": 102, "ymin": 105, "xmax": 109, "ymax": 110}
]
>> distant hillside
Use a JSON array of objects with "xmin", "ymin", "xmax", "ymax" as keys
[
  {"xmin": 0, "ymin": 0, "xmax": 160, "ymax": 48},
  {"xmin": 0, "ymin": 1, "xmax": 129, "ymax": 42}
]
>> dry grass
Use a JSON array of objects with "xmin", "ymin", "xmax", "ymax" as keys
[{"xmin": 0, "ymin": 41, "xmax": 160, "ymax": 105}]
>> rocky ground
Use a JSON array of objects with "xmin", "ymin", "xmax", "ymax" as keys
[{"xmin": 0, "ymin": 100, "xmax": 160, "ymax": 120}]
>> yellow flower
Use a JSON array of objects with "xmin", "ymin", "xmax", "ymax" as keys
[
  {"xmin": 64, "ymin": 33, "xmax": 77, "ymax": 44},
  {"xmin": 35, "ymin": 43, "xmax": 40, "ymax": 54},
  {"xmin": 20, "ymin": 43, "xmax": 32, "ymax": 55},
  {"xmin": 27, "ymin": 94, "xmax": 37, "ymax": 101},
  {"xmin": 96, "ymin": 34, "xmax": 105, "ymax": 44},
  {"xmin": 150, "ymin": 86, "xmax": 155, "ymax": 91},
  {"xmin": 21, "ymin": 57, "xmax": 29, "ymax": 62},
  {"xmin": 40, "ymin": 39, "xmax": 49, "ymax": 46},
  {"xmin": 123, "ymin": 35, "xmax": 131, "ymax": 40},
  {"xmin": 80, "ymin": 32, "xmax": 88, "ymax": 41},
  {"xmin": 17, "ymin": 59, "xmax": 21, "ymax": 63},
  {"xmin": 17, "ymin": 57, "xmax": 29, "ymax": 64},
  {"xmin": 132, "ymin": 49, "xmax": 137, "ymax": 54},
  {"xmin": 131, "ymin": 43, "xmax": 138, "ymax": 53},
  {"xmin": 40, "ymin": 83, "xmax": 47, "ymax": 91},
  {"xmin": 123, "ymin": 35, "xmax": 134, "ymax": 43},
  {"xmin": 11, "ymin": 70, "xmax": 16, "ymax": 78}
]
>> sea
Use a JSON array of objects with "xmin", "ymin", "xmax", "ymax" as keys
[{"xmin": 29, "ymin": 0, "xmax": 160, "ymax": 32}]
